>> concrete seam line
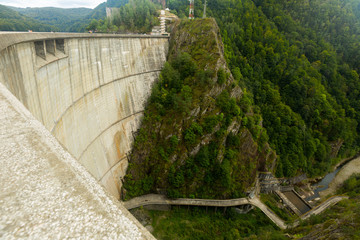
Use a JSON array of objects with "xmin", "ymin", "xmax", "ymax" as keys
[
  {"xmin": 50, "ymin": 70, "xmax": 162, "ymax": 133},
  {"xmin": 78, "ymin": 110, "xmax": 144, "ymax": 161}
]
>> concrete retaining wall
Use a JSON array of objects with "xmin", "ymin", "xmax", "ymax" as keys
[{"xmin": 0, "ymin": 33, "xmax": 168, "ymax": 199}]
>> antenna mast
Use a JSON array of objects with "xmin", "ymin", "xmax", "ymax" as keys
[
  {"xmin": 189, "ymin": 0, "xmax": 194, "ymax": 19},
  {"xmin": 203, "ymin": 0, "xmax": 207, "ymax": 18}
]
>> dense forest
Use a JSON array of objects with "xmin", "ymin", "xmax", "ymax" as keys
[
  {"xmin": 1, "ymin": 3, "xmax": 106, "ymax": 32},
  {"xmin": 67, "ymin": 2, "xmax": 107, "ymax": 32},
  {"xmin": 87, "ymin": 0, "xmax": 161, "ymax": 33},
  {"xmin": 166, "ymin": 0, "xmax": 360, "ymax": 179},
  {"xmin": 123, "ymin": 0, "xmax": 360, "ymax": 202},
  {"xmin": 112, "ymin": 0, "xmax": 160, "ymax": 33},
  {"xmin": 107, "ymin": 0, "xmax": 129, "ymax": 8},
  {"xmin": 125, "ymin": 18, "xmax": 275, "ymax": 200},
  {"xmin": 10, "ymin": 6, "xmax": 93, "ymax": 32}
]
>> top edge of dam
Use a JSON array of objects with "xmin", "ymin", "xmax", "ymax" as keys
[{"xmin": 0, "ymin": 31, "xmax": 170, "ymax": 51}]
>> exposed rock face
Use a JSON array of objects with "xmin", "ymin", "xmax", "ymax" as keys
[
  {"xmin": 125, "ymin": 19, "xmax": 276, "ymax": 199},
  {"xmin": 0, "ymin": 33, "xmax": 168, "ymax": 199}
]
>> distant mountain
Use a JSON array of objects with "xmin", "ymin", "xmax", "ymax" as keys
[
  {"xmin": 10, "ymin": 4, "xmax": 106, "ymax": 32},
  {"xmin": 1, "ymin": 0, "xmax": 152, "ymax": 33},
  {"xmin": 0, "ymin": 4, "xmax": 55, "ymax": 32},
  {"xmin": 66, "ymin": 2, "xmax": 107, "ymax": 32},
  {"xmin": 10, "ymin": 6, "xmax": 92, "ymax": 32}
]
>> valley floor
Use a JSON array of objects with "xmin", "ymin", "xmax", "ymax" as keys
[{"xmin": 320, "ymin": 156, "xmax": 360, "ymax": 197}]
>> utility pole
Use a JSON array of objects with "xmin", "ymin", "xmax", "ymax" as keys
[
  {"xmin": 203, "ymin": 0, "xmax": 207, "ymax": 18},
  {"xmin": 189, "ymin": 0, "xmax": 194, "ymax": 19}
]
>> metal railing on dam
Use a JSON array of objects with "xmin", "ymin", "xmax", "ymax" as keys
[{"xmin": 0, "ymin": 32, "xmax": 169, "ymax": 238}]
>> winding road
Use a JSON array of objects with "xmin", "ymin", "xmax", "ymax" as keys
[
  {"xmin": 300, "ymin": 195, "xmax": 348, "ymax": 221},
  {"xmin": 123, "ymin": 194, "xmax": 348, "ymax": 230}
]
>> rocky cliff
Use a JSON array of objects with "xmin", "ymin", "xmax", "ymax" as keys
[{"xmin": 124, "ymin": 19, "xmax": 276, "ymax": 200}]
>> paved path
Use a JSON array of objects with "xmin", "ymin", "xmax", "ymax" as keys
[
  {"xmin": 124, "ymin": 194, "xmax": 249, "ymax": 209},
  {"xmin": 248, "ymin": 197, "xmax": 287, "ymax": 229},
  {"xmin": 124, "ymin": 194, "xmax": 286, "ymax": 229},
  {"xmin": 124, "ymin": 194, "xmax": 348, "ymax": 230},
  {"xmin": 300, "ymin": 196, "xmax": 348, "ymax": 221}
]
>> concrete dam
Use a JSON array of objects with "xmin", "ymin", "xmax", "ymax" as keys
[
  {"xmin": 0, "ymin": 32, "xmax": 168, "ymax": 199},
  {"xmin": 0, "ymin": 32, "xmax": 168, "ymax": 238}
]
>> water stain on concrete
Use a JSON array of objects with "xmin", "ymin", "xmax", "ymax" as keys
[{"xmin": 114, "ymin": 131, "xmax": 126, "ymax": 161}]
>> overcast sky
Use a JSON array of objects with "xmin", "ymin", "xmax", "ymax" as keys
[{"xmin": 0, "ymin": 0, "xmax": 105, "ymax": 9}]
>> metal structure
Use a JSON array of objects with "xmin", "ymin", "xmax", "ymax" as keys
[
  {"xmin": 160, "ymin": 10, "xmax": 166, "ymax": 34},
  {"xmin": 189, "ymin": 0, "xmax": 194, "ymax": 19}
]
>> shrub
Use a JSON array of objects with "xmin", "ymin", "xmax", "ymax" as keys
[
  {"xmin": 195, "ymin": 146, "xmax": 210, "ymax": 168},
  {"xmin": 203, "ymin": 115, "xmax": 219, "ymax": 133},
  {"xmin": 217, "ymin": 68, "xmax": 226, "ymax": 85}
]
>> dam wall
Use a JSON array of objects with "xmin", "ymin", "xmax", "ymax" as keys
[
  {"xmin": 0, "ymin": 32, "xmax": 169, "ymax": 199},
  {"xmin": 0, "ymin": 82, "xmax": 154, "ymax": 239}
]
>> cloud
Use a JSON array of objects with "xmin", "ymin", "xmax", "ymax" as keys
[{"xmin": 0, "ymin": 0, "xmax": 105, "ymax": 9}]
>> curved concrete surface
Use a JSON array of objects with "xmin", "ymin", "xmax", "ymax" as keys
[
  {"xmin": 0, "ymin": 83, "xmax": 155, "ymax": 239},
  {"xmin": 0, "ymin": 32, "xmax": 168, "ymax": 199}
]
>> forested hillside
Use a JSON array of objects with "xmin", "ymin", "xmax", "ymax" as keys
[
  {"xmin": 10, "ymin": 7, "xmax": 92, "ymax": 32},
  {"xmin": 107, "ymin": 0, "xmax": 129, "ymax": 8},
  {"xmin": 167, "ymin": 0, "xmax": 360, "ymax": 179},
  {"xmin": 111, "ymin": 0, "xmax": 160, "ymax": 33},
  {"xmin": 9, "ymin": 3, "xmax": 106, "ymax": 32},
  {"xmin": 124, "ymin": 18, "xmax": 276, "ymax": 200},
  {"xmin": 68, "ymin": 3, "xmax": 107, "ymax": 32},
  {"xmin": 0, "ymin": 4, "xmax": 55, "ymax": 31},
  {"xmin": 125, "ymin": 1, "xmax": 360, "ymax": 238},
  {"xmin": 87, "ymin": 0, "xmax": 161, "ymax": 33}
]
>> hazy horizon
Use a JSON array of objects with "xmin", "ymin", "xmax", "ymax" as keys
[{"xmin": 0, "ymin": 0, "xmax": 105, "ymax": 9}]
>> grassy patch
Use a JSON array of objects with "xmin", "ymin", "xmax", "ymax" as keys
[{"xmin": 149, "ymin": 206, "xmax": 287, "ymax": 240}]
